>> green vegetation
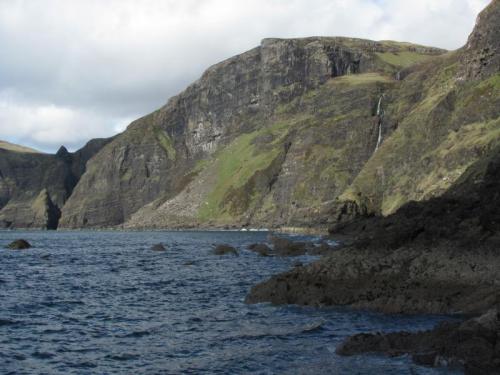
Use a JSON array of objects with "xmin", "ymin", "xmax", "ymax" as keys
[
  {"xmin": 338, "ymin": 52, "xmax": 500, "ymax": 218},
  {"xmin": 331, "ymin": 73, "xmax": 393, "ymax": 85},
  {"xmin": 197, "ymin": 122, "xmax": 289, "ymax": 221},
  {"xmin": 415, "ymin": 119, "xmax": 500, "ymax": 200},
  {"xmin": 375, "ymin": 51, "xmax": 435, "ymax": 68},
  {"xmin": 154, "ymin": 128, "xmax": 176, "ymax": 160},
  {"xmin": 0, "ymin": 141, "xmax": 41, "ymax": 154}
]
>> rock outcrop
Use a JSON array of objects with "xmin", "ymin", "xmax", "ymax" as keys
[{"xmin": 460, "ymin": 0, "xmax": 500, "ymax": 79}]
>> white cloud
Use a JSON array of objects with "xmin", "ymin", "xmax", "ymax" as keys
[
  {"xmin": 0, "ymin": 0, "xmax": 490, "ymax": 152},
  {"xmin": 0, "ymin": 98, "xmax": 126, "ymax": 151}
]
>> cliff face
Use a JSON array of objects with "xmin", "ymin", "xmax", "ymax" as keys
[
  {"xmin": 461, "ymin": 0, "xmax": 500, "ymax": 80},
  {"xmin": 58, "ymin": 37, "xmax": 447, "ymax": 229},
  {"xmin": 0, "ymin": 139, "xmax": 111, "ymax": 229},
  {"xmin": 326, "ymin": 0, "xmax": 500, "ymax": 225}
]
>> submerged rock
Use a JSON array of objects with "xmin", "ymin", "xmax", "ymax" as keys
[
  {"xmin": 6, "ymin": 239, "xmax": 32, "ymax": 250},
  {"xmin": 151, "ymin": 243, "xmax": 167, "ymax": 251},
  {"xmin": 336, "ymin": 309, "xmax": 500, "ymax": 375},
  {"xmin": 213, "ymin": 244, "xmax": 238, "ymax": 256},
  {"xmin": 248, "ymin": 243, "xmax": 272, "ymax": 256}
]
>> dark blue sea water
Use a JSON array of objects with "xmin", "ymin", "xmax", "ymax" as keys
[{"xmin": 0, "ymin": 231, "xmax": 461, "ymax": 375}]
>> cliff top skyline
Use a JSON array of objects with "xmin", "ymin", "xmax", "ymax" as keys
[{"xmin": 0, "ymin": 0, "xmax": 489, "ymax": 153}]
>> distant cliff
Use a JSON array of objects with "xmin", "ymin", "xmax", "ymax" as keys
[
  {"xmin": 1, "ymin": 0, "xmax": 498, "ymax": 230},
  {"xmin": 0, "ymin": 139, "xmax": 111, "ymax": 229}
]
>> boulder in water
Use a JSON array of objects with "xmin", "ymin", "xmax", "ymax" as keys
[
  {"xmin": 248, "ymin": 243, "xmax": 272, "ymax": 256},
  {"xmin": 6, "ymin": 239, "xmax": 32, "ymax": 250},
  {"xmin": 213, "ymin": 244, "xmax": 238, "ymax": 256},
  {"xmin": 270, "ymin": 236, "xmax": 309, "ymax": 256},
  {"xmin": 151, "ymin": 243, "xmax": 167, "ymax": 251}
]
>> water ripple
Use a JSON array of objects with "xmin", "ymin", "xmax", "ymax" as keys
[{"xmin": 0, "ymin": 230, "xmax": 459, "ymax": 375}]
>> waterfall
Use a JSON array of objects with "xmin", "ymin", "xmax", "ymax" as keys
[
  {"xmin": 376, "ymin": 95, "xmax": 383, "ymax": 116},
  {"xmin": 375, "ymin": 121, "xmax": 383, "ymax": 152},
  {"xmin": 374, "ymin": 95, "xmax": 384, "ymax": 152}
]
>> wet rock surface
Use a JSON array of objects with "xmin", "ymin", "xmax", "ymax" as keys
[
  {"xmin": 248, "ymin": 237, "xmax": 335, "ymax": 257},
  {"xmin": 269, "ymin": 236, "xmax": 310, "ymax": 256},
  {"xmin": 336, "ymin": 309, "xmax": 500, "ymax": 375}
]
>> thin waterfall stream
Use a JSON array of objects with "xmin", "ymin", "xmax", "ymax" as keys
[{"xmin": 375, "ymin": 95, "xmax": 384, "ymax": 152}]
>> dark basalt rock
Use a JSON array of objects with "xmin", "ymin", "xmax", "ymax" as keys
[
  {"xmin": 213, "ymin": 244, "xmax": 238, "ymax": 256},
  {"xmin": 6, "ymin": 239, "xmax": 32, "ymax": 250},
  {"xmin": 336, "ymin": 309, "xmax": 500, "ymax": 375},
  {"xmin": 248, "ymin": 243, "xmax": 272, "ymax": 256},
  {"xmin": 460, "ymin": 0, "xmax": 500, "ymax": 79},
  {"xmin": 151, "ymin": 243, "xmax": 167, "ymax": 251},
  {"xmin": 269, "ymin": 236, "xmax": 310, "ymax": 256},
  {"xmin": 307, "ymin": 241, "xmax": 334, "ymax": 255}
]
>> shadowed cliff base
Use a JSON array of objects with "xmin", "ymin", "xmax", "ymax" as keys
[{"xmin": 246, "ymin": 143, "xmax": 500, "ymax": 312}]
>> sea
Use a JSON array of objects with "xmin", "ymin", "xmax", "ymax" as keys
[{"xmin": 0, "ymin": 230, "xmax": 461, "ymax": 374}]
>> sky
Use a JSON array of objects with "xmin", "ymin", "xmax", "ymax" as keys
[{"xmin": 0, "ymin": 0, "xmax": 490, "ymax": 152}]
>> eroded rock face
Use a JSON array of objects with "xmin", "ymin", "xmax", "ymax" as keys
[
  {"xmin": 0, "ymin": 138, "xmax": 111, "ymax": 229},
  {"xmin": 58, "ymin": 37, "xmax": 446, "ymax": 229},
  {"xmin": 461, "ymin": 0, "xmax": 500, "ymax": 79}
]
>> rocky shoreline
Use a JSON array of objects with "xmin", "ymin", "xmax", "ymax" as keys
[
  {"xmin": 245, "ymin": 144, "xmax": 500, "ymax": 372},
  {"xmin": 337, "ymin": 309, "xmax": 500, "ymax": 374}
]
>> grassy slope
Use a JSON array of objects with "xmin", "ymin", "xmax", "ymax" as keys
[
  {"xmin": 342, "ymin": 54, "xmax": 500, "ymax": 215},
  {"xmin": 0, "ymin": 141, "xmax": 41, "ymax": 154}
]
